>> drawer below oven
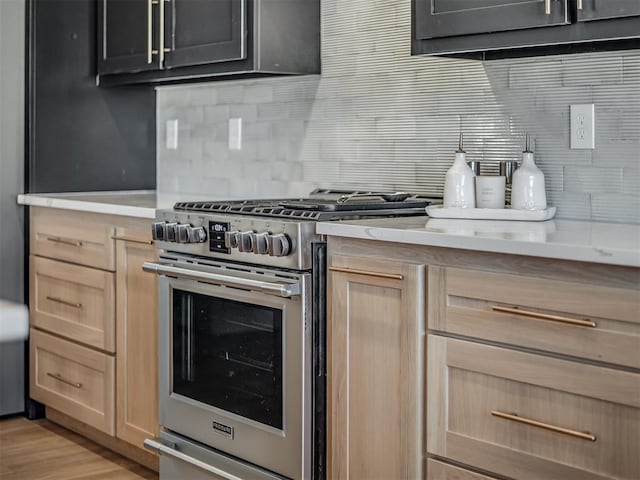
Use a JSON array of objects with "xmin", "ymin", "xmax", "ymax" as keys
[{"xmin": 152, "ymin": 430, "xmax": 286, "ymax": 480}]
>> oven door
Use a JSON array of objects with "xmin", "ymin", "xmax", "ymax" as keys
[{"xmin": 144, "ymin": 255, "xmax": 311, "ymax": 480}]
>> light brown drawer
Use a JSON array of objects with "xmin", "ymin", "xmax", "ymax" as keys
[
  {"xmin": 30, "ymin": 255, "xmax": 115, "ymax": 352},
  {"xmin": 427, "ymin": 335, "xmax": 640, "ymax": 480},
  {"xmin": 428, "ymin": 266, "xmax": 640, "ymax": 368},
  {"xmin": 30, "ymin": 328, "xmax": 115, "ymax": 435},
  {"xmin": 31, "ymin": 207, "xmax": 115, "ymax": 271},
  {"xmin": 426, "ymin": 459, "xmax": 498, "ymax": 480}
]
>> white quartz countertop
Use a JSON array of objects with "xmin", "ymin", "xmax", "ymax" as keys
[
  {"xmin": 18, "ymin": 190, "xmax": 159, "ymax": 218},
  {"xmin": 317, "ymin": 216, "xmax": 640, "ymax": 268}
]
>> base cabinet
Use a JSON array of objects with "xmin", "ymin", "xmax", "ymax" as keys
[
  {"xmin": 29, "ymin": 207, "xmax": 158, "ymax": 468},
  {"xmin": 325, "ymin": 235, "xmax": 640, "ymax": 480},
  {"xmin": 327, "ymin": 255, "xmax": 425, "ymax": 479},
  {"xmin": 115, "ymin": 226, "xmax": 159, "ymax": 449}
]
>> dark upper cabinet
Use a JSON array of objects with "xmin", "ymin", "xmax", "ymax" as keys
[
  {"xmin": 413, "ymin": 0, "xmax": 640, "ymax": 57},
  {"xmin": 415, "ymin": 0, "xmax": 569, "ymax": 40},
  {"xmin": 98, "ymin": 0, "xmax": 160, "ymax": 74},
  {"xmin": 164, "ymin": 0, "xmax": 245, "ymax": 69},
  {"xmin": 98, "ymin": 0, "xmax": 320, "ymax": 85},
  {"xmin": 577, "ymin": 0, "xmax": 640, "ymax": 22}
]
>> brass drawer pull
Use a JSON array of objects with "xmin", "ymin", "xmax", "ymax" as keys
[
  {"xmin": 112, "ymin": 235, "xmax": 154, "ymax": 245},
  {"xmin": 46, "ymin": 296, "xmax": 82, "ymax": 309},
  {"xmin": 47, "ymin": 372, "xmax": 82, "ymax": 389},
  {"xmin": 46, "ymin": 236, "xmax": 82, "ymax": 247},
  {"xmin": 492, "ymin": 305, "xmax": 596, "ymax": 328},
  {"xmin": 328, "ymin": 266, "xmax": 403, "ymax": 281},
  {"xmin": 491, "ymin": 410, "xmax": 596, "ymax": 442}
]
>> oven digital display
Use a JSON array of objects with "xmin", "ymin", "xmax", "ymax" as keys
[{"xmin": 209, "ymin": 221, "xmax": 230, "ymax": 253}]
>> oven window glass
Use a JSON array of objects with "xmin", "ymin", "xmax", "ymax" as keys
[{"xmin": 172, "ymin": 289, "xmax": 283, "ymax": 429}]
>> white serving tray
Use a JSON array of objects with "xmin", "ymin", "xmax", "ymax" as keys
[{"xmin": 426, "ymin": 205, "xmax": 556, "ymax": 221}]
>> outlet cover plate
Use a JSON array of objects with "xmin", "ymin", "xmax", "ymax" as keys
[{"xmin": 570, "ymin": 104, "xmax": 595, "ymax": 150}]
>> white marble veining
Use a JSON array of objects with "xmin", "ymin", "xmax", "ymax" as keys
[
  {"xmin": 317, "ymin": 217, "xmax": 640, "ymax": 267},
  {"xmin": 18, "ymin": 191, "xmax": 159, "ymax": 218}
]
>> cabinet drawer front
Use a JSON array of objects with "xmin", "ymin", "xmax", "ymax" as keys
[
  {"xmin": 31, "ymin": 207, "xmax": 115, "ymax": 271},
  {"xmin": 428, "ymin": 266, "xmax": 640, "ymax": 368},
  {"xmin": 30, "ymin": 256, "xmax": 115, "ymax": 352},
  {"xmin": 428, "ymin": 336, "xmax": 640, "ymax": 480},
  {"xmin": 30, "ymin": 329, "xmax": 115, "ymax": 435},
  {"xmin": 427, "ymin": 459, "xmax": 498, "ymax": 480}
]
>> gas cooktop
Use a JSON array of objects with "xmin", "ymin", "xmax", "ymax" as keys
[{"xmin": 173, "ymin": 189, "xmax": 440, "ymax": 221}]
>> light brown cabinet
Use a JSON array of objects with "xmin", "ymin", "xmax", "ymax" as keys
[
  {"xmin": 428, "ymin": 335, "xmax": 640, "ymax": 480},
  {"xmin": 327, "ymin": 254, "xmax": 425, "ymax": 479},
  {"xmin": 29, "ymin": 207, "xmax": 158, "ymax": 469},
  {"xmin": 114, "ymin": 227, "xmax": 158, "ymax": 448},
  {"xmin": 326, "ymin": 235, "xmax": 640, "ymax": 480}
]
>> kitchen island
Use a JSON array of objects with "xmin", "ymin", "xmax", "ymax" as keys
[{"xmin": 318, "ymin": 216, "xmax": 640, "ymax": 480}]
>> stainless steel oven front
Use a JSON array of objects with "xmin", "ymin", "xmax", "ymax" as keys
[{"xmin": 144, "ymin": 253, "xmax": 312, "ymax": 480}]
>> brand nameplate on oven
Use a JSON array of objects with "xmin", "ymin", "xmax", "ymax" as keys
[
  {"xmin": 209, "ymin": 221, "xmax": 231, "ymax": 254},
  {"xmin": 212, "ymin": 421, "xmax": 234, "ymax": 439}
]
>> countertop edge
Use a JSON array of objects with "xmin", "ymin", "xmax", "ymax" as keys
[
  {"xmin": 17, "ymin": 193, "xmax": 157, "ymax": 219},
  {"xmin": 317, "ymin": 221, "xmax": 640, "ymax": 268}
]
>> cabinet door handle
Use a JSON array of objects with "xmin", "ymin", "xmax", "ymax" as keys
[
  {"xmin": 47, "ymin": 372, "xmax": 82, "ymax": 389},
  {"xmin": 159, "ymin": 0, "xmax": 166, "ymax": 62},
  {"xmin": 46, "ymin": 296, "xmax": 82, "ymax": 309},
  {"xmin": 46, "ymin": 236, "xmax": 82, "ymax": 247},
  {"xmin": 544, "ymin": 0, "xmax": 551, "ymax": 14},
  {"xmin": 577, "ymin": 0, "xmax": 583, "ymax": 10},
  {"xmin": 491, "ymin": 411, "xmax": 596, "ymax": 441},
  {"xmin": 328, "ymin": 266, "xmax": 403, "ymax": 280},
  {"xmin": 491, "ymin": 305, "xmax": 596, "ymax": 328},
  {"xmin": 112, "ymin": 235, "xmax": 154, "ymax": 245},
  {"xmin": 148, "ymin": 0, "xmax": 158, "ymax": 63}
]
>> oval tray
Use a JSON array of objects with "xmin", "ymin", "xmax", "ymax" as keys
[{"xmin": 426, "ymin": 205, "xmax": 556, "ymax": 221}]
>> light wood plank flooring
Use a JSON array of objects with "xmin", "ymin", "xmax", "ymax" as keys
[{"xmin": 0, "ymin": 417, "xmax": 157, "ymax": 480}]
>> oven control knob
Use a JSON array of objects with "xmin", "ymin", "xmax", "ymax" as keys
[
  {"xmin": 177, "ymin": 224, "xmax": 191, "ymax": 243},
  {"xmin": 238, "ymin": 231, "xmax": 254, "ymax": 252},
  {"xmin": 151, "ymin": 222, "xmax": 166, "ymax": 241},
  {"xmin": 268, "ymin": 234, "xmax": 292, "ymax": 257},
  {"xmin": 224, "ymin": 231, "xmax": 240, "ymax": 249},
  {"xmin": 253, "ymin": 232, "xmax": 270, "ymax": 255},
  {"xmin": 188, "ymin": 226, "xmax": 207, "ymax": 243},
  {"xmin": 165, "ymin": 223, "xmax": 179, "ymax": 242}
]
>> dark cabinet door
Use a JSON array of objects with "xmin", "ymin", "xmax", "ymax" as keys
[
  {"xmin": 577, "ymin": 0, "xmax": 640, "ymax": 21},
  {"xmin": 98, "ymin": 0, "xmax": 160, "ymax": 74},
  {"xmin": 415, "ymin": 0, "xmax": 569, "ymax": 40},
  {"xmin": 163, "ymin": 0, "xmax": 246, "ymax": 69}
]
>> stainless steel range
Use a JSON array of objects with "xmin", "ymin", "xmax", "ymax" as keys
[{"xmin": 141, "ymin": 190, "xmax": 438, "ymax": 480}]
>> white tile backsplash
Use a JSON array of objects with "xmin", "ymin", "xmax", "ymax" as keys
[{"xmin": 156, "ymin": 0, "xmax": 640, "ymax": 223}]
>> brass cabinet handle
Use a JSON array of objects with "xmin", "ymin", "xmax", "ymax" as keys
[
  {"xmin": 159, "ymin": 0, "xmax": 170, "ymax": 62},
  {"xmin": 577, "ymin": 0, "xmax": 583, "ymax": 10},
  {"xmin": 492, "ymin": 305, "xmax": 596, "ymax": 328},
  {"xmin": 328, "ymin": 266, "xmax": 403, "ymax": 281},
  {"xmin": 47, "ymin": 372, "xmax": 82, "ymax": 389},
  {"xmin": 46, "ymin": 236, "xmax": 82, "ymax": 247},
  {"xmin": 148, "ymin": 0, "xmax": 158, "ymax": 63},
  {"xmin": 491, "ymin": 411, "xmax": 596, "ymax": 442},
  {"xmin": 46, "ymin": 296, "xmax": 82, "ymax": 309},
  {"xmin": 545, "ymin": 0, "xmax": 551, "ymax": 15},
  {"xmin": 112, "ymin": 235, "xmax": 154, "ymax": 245}
]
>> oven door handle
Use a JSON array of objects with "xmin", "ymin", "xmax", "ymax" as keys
[
  {"xmin": 143, "ymin": 438, "xmax": 244, "ymax": 480},
  {"xmin": 142, "ymin": 262, "xmax": 301, "ymax": 298}
]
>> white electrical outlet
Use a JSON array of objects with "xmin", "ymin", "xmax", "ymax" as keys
[
  {"xmin": 228, "ymin": 118, "xmax": 242, "ymax": 151},
  {"xmin": 570, "ymin": 104, "xmax": 595, "ymax": 149},
  {"xmin": 166, "ymin": 119, "xmax": 179, "ymax": 150}
]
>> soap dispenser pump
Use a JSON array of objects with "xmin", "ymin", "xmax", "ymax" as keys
[
  {"xmin": 444, "ymin": 133, "xmax": 476, "ymax": 208},
  {"xmin": 511, "ymin": 133, "xmax": 547, "ymax": 210}
]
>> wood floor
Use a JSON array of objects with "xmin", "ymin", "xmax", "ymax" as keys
[{"xmin": 0, "ymin": 417, "xmax": 158, "ymax": 480}]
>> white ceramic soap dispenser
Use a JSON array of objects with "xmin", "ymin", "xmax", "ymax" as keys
[
  {"xmin": 443, "ymin": 133, "xmax": 476, "ymax": 208},
  {"xmin": 511, "ymin": 133, "xmax": 547, "ymax": 210}
]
